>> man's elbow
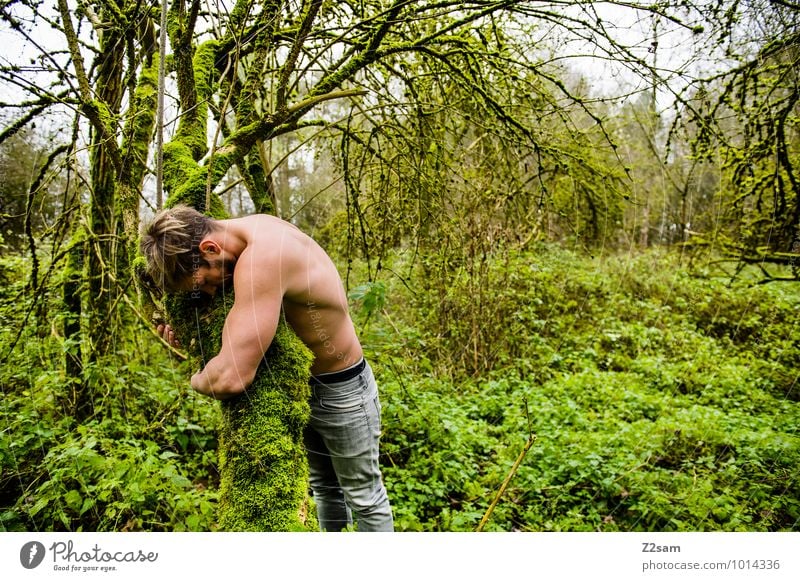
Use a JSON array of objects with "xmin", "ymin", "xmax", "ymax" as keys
[
  {"xmin": 214, "ymin": 371, "xmax": 254, "ymax": 400},
  {"xmin": 195, "ymin": 368, "xmax": 255, "ymax": 400}
]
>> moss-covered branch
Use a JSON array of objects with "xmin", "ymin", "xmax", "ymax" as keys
[
  {"xmin": 162, "ymin": 38, "xmax": 226, "ymax": 213},
  {"xmin": 119, "ymin": 56, "xmax": 159, "ymax": 239},
  {"xmin": 166, "ymin": 87, "xmax": 365, "ymax": 211},
  {"xmin": 167, "ymin": 0, "xmax": 201, "ymax": 121},
  {"xmin": 56, "ymin": 0, "xmax": 124, "ymax": 174}
]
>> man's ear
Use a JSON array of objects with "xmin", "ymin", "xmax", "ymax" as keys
[{"xmin": 198, "ymin": 239, "xmax": 221, "ymax": 256}]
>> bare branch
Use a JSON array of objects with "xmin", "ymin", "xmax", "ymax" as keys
[{"xmin": 276, "ymin": 0, "xmax": 324, "ymax": 109}]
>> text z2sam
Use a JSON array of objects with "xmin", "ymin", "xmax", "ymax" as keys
[{"xmin": 642, "ymin": 542, "xmax": 681, "ymax": 553}]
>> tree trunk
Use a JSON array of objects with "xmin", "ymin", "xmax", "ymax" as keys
[
  {"xmin": 159, "ymin": 28, "xmax": 317, "ymax": 530},
  {"xmin": 87, "ymin": 25, "xmax": 125, "ymax": 366}
]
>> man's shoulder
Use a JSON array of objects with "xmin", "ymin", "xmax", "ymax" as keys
[
  {"xmin": 240, "ymin": 213, "xmax": 304, "ymax": 235},
  {"xmin": 238, "ymin": 215, "xmax": 309, "ymax": 264},
  {"xmin": 239, "ymin": 213, "xmax": 282, "ymax": 226}
]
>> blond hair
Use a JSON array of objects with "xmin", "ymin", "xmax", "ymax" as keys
[{"xmin": 139, "ymin": 205, "xmax": 215, "ymax": 291}]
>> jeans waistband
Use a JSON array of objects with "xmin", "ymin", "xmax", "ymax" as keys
[{"xmin": 309, "ymin": 358, "xmax": 366, "ymax": 386}]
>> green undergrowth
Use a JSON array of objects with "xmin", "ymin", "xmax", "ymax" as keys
[
  {"xmin": 354, "ymin": 245, "xmax": 800, "ymax": 531},
  {"xmin": 0, "ymin": 347, "xmax": 221, "ymax": 531},
  {"xmin": 0, "ymin": 249, "xmax": 220, "ymax": 531},
  {"xmin": 2, "ymin": 243, "xmax": 798, "ymax": 531}
]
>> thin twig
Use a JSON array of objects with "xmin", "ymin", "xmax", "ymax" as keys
[{"xmin": 476, "ymin": 434, "xmax": 536, "ymax": 532}]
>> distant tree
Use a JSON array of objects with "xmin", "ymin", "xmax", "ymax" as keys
[
  {"xmin": 680, "ymin": 0, "xmax": 800, "ymax": 280},
  {"xmin": 0, "ymin": 129, "xmax": 65, "ymax": 253}
]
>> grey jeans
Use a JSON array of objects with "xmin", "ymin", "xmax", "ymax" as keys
[{"xmin": 305, "ymin": 359, "xmax": 394, "ymax": 532}]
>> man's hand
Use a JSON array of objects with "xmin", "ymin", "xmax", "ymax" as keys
[{"xmin": 157, "ymin": 323, "xmax": 181, "ymax": 348}]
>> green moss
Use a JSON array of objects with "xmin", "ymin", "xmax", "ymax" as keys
[
  {"xmin": 218, "ymin": 320, "xmax": 315, "ymax": 531},
  {"xmin": 243, "ymin": 149, "xmax": 276, "ymax": 214},
  {"xmin": 193, "ymin": 40, "xmax": 219, "ymax": 102},
  {"xmin": 165, "ymin": 5, "xmax": 184, "ymax": 45},
  {"xmin": 172, "ymin": 166, "xmax": 232, "ymax": 218},
  {"xmin": 161, "ymin": 141, "xmax": 225, "ymax": 217},
  {"xmin": 173, "ymin": 117, "xmax": 207, "ymax": 163},
  {"xmin": 165, "ymin": 289, "xmax": 316, "ymax": 531},
  {"xmin": 162, "ymin": 141, "xmax": 197, "ymax": 195},
  {"xmin": 92, "ymin": 99, "xmax": 114, "ymax": 130},
  {"xmin": 130, "ymin": 254, "xmax": 147, "ymax": 277},
  {"xmin": 160, "ymin": 39, "xmax": 232, "ymax": 212},
  {"xmin": 169, "ymin": 40, "xmax": 219, "ymax": 161},
  {"xmin": 122, "ymin": 58, "xmax": 158, "ymax": 172}
]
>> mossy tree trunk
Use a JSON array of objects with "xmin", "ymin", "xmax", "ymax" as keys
[
  {"xmin": 161, "ymin": 4, "xmax": 317, "ymax": 530},
  {"xmin": 55, "ymin": 0, "xmax": 162, "ymax": 419},
  {"xmin": 57, "ymin": 0, "xmax": 128, "ymax": 420},
  {"xmin": 164, "ymin": 291, "xmax": 315, "ymax": 530},
  {"xmin": 85, "ymin": 26, "xmax": 125, "ymax": 422}
]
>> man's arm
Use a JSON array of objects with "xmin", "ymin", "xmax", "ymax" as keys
[{"xmin": 190, "ymin": 252, "xmax": 283, "ymax": 400}]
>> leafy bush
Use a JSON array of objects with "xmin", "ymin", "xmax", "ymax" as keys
[
  {"xmin": 1, "ymin": 354, "xmax": 220, "ymax": 531},
  {"xmin": 7, "ymin": 422, "xmax": 216, "ymax": 531},
  {"xmin": 0, "ymin": 251, "xmax": 220, "ymax": 531},
  {"xmin": 365, "ymin": 245, "xmax": 800, "ymax": 531}
]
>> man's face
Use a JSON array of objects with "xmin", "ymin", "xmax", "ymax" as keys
[{"xmin": 179, "ymin": 256, "xmax": 234, "ymax": 296}]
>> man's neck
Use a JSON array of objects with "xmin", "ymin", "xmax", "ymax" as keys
[{"xmin": 212, "ymin": 218, "xmax": 248, "ymax": 259}]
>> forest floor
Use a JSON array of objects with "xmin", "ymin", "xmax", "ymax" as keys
[{"xmin": 2, "ymin": 245, "xmax": 798, "ymax": 531}]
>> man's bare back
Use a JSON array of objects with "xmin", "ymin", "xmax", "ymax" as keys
[
  {"xmin": 235, "ymin": 214, "xmax": 363, "ymax": 375},
  {"xmin": 166, "ymin": 214, "xmax": 362, "ymax": 399}
]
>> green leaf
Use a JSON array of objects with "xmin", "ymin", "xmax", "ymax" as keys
[
  {"xmin": 80, "ymin": 498, "xmax": 95, "ymax": 516},
  {"xmin": 170, "ymin": 474, "xmax": 192, "ymax": 488},
  {"xmin": 348, "ymin": 281, "xmax": 386, "ymax": 318},
  {"xmin": 28, "ymin": 497, "xmax": 50, "ymax": 517},
  {"xmin": 64, "ymin": 490, "xmax": 82, "ymax": 512}
]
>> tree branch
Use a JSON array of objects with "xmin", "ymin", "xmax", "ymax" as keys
[
  {"xmin": 276, "ymin": 0, "xmax": 324, "ymax": 109},
  {"xmin": 56, "ymin": 0, "xmax": 124, "ymax": 174}
]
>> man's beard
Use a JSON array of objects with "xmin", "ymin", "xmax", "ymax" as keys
[{"xmin": 218, "ymin": 257, "xmax": 237, "ymax": 284}]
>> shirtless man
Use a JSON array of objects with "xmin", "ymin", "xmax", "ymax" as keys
[{"xmin": 139, "ymin": 204, "xmax": 393, "ymax": 532}]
